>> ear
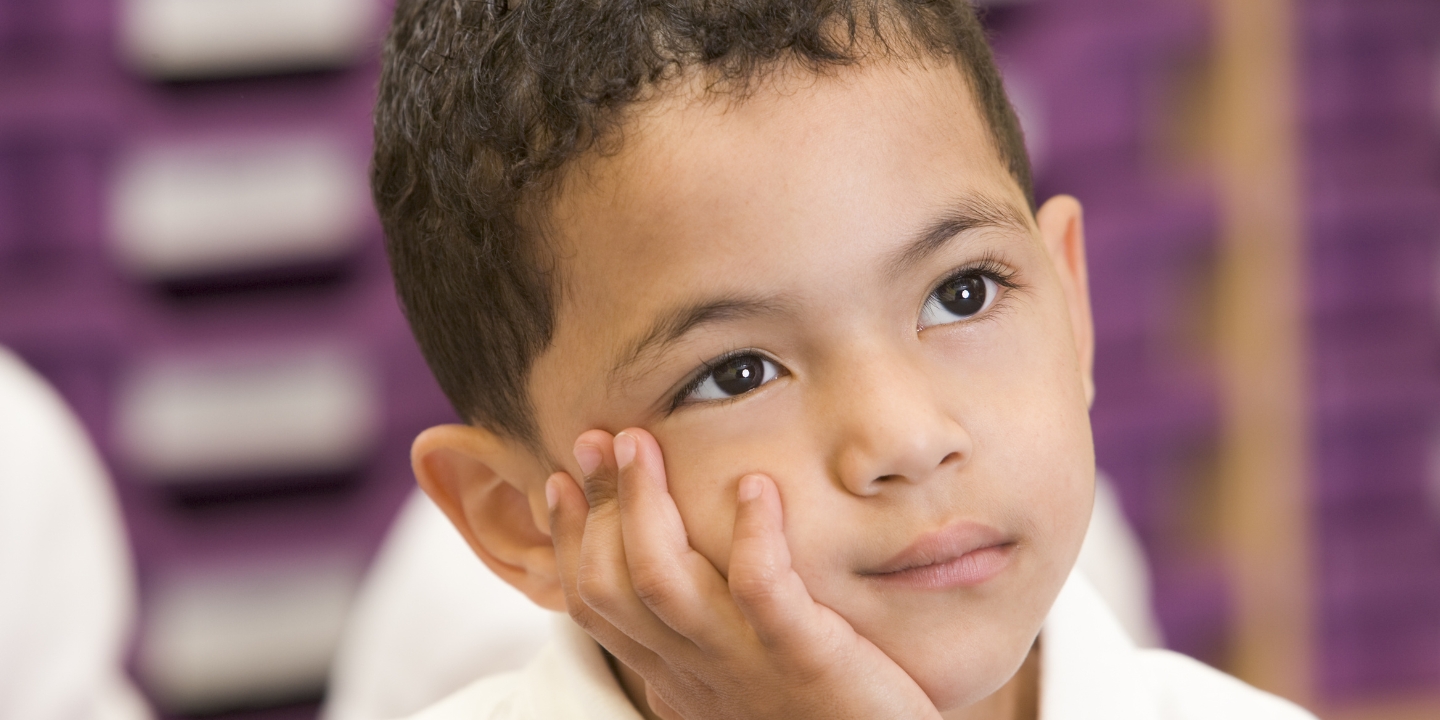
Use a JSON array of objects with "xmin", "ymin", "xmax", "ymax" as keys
[
  {"xmin": 1036, "ymin": 195, "xmax": 1095, "ymax": 407},
  {"xmin": 412, "ymin": 424, "xmax": 566, "ymax": 611}
]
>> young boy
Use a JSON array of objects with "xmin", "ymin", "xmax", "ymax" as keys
[{"xmin": 372, "ymin": 1, "xmax": 1317, "ymax": 718}]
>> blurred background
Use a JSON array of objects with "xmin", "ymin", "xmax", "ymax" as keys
[{"xmin": 0, "ymin": 0, "xmax": 1434, "ymax": 718}]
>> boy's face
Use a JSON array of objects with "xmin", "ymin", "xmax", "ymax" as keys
[{"xmin": 524, "ymin": 59, "xmax": 1095, "ymax": 710}]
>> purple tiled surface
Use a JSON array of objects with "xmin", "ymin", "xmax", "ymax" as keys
[
  {"xmin": 988, "ymin": 0, "xmax": 1231, "ymax": 669},
  {"xmin": 0, "ymin": 1, "xmax": 455, "ymax": 717},
  {"xmin": 1, "ymin": 0, "xmax": 1438, "ymax": 714},
  {"xmin": 1006, "ymin": 0, "xmax": 1440, "ymax": 703},
  {"xmin": 1302, "ymin": 0, "xmax": 1440, "ymax": 704}
]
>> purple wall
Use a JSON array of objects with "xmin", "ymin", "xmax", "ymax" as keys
[
  {"xmin": 995, "ymin": 0, "xmax": 1440, "ymax": 706},
  {"xmin": 1302, "ymin": 0, "xmax": 1440, "ymax": 702},
  {"xmin": 1, "ymin": 0, "xmax": 1437, "ymax": 716},
  {"xmin": 0, "ymin": 1, "xmax": 455, "ymax": 717},
  {"xmin": 986, "ymin": 0, "xmax": 1232, "ymax": 667}
]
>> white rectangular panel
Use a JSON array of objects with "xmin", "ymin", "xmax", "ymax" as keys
[
  {"xmin": 109, "ymin": 137, "xmax": 368, "ymax": 280},
  {"xmin": 121, "ymin": 0, "xmax": 377, "ymax": 79},
  {"xmin": 115, "ymin": 347, "xmax": 380, "ymax": 482},
  {"xmin": 139, "ymin": 556, "xmax": 362, "ymax": 712}
]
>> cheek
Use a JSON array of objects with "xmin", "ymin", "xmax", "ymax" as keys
[
  {"xmin": 930, "ymin": 296, "xmax": 1093, "ymax": 558},
  {"xmin": 651, "ymin": 401, "xmax": 823, "ymax": 575},
  {"xmin": 981, "ymin": 331, "xmax": 1095, "ymax": 556}
]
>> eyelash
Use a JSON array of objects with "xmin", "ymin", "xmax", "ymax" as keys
[
  {"xmin": 921, "ymin": 255, "xmax": 1022, "ymax": 326},
  {"xmin": 664, "ymin": 255, "xmax": 1022, "ymax": 414},
  {"xmin": 929, "ymin": 255, "xmax": 1021, "ymax": 303},
  {"xmin": 667, "ymin": 348, "xmax": 773, "ymax": 413}
]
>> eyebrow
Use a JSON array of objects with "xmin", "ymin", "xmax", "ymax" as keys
[
  {"xmin": 606, "ymin": 196, "xmax": 1030, "ymax": 390},
  {"xmin": 607, "ymin": 294, "xmax": 793, "ymax": 387},
  {"xmin": 883, "ymin": 195, "xmax": 1033, "ymax": 279}
]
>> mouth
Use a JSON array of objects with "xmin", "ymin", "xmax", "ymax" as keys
[{"xmin": 860, "ymin": 521, "xmax": 1016, "ymax": 590}]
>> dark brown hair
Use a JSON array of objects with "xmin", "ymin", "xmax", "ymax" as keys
[{"xmin": 373, "ymin": 0, "xmax": 1033, "ymax": 447}]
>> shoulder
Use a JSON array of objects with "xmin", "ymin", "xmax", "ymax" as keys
[
  {"xmin": 400, "ymin": 615, "xmax": 642, "ymax": 720},
  {"xmin": 0, "ymin": 346, "xmax": 72, "ymax": 439},
  {"xmin": 403, "ymin": 671, "xmax": 529, "ymax": 720},
  {"xmin": 1134, "ymin": 649, "xmax": 1318, "ymax": 720}
]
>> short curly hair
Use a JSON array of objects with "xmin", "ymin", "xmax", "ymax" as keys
[{"xmin": 373, "ymin": 0, "xmax": 1033, "ymax": 448}]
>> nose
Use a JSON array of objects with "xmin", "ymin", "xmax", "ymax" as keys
[{"xmin": 820, "ymin": 346, "xmax": 973, "ymax": 496}]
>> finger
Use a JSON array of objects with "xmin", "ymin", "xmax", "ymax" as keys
[
  {"xmin": 574, "ymin": 429, "xmax": 619, "ymax": 508},
  {"xmin": 547, "ymin": 469, "xmax": 662, "ymax": 670},
  {"xmin": 644, "ymin": 684, "xmax": 685, "ymax": 720},
  {"xmin": 569, "ymin": 434, "xmax": 698, "ymax": 660},
  {"xmin": 616, "ymin": 429, "xmax": 746, "ymax": 647},
  {"xmin": 726, "ymin": 473, "xmax": 822, "ymax": 649}
]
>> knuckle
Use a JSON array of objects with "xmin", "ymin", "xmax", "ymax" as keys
[
  {"xmin": 727, "ymin": 559, "xmax": 783, "ymax": 607},
  {"xmin": 629, "ymin": 560, "xmax": 683, "ymax": 611},
  {"xmin": 582, "ymin": 470, "xmax": 618, "ymax": 507},
  {"xmin": 565, "ymin": 604, "xmax": 602, "ymax": 633},
  {"xmin": 575, "ymin": 559, "xmax": 623, "ymax": 612},
  {"xmin": 582, "ymin": 493, "xmax": 619, "ymax": 526}
]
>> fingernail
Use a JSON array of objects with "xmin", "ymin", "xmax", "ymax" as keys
[
  {"xmin": 738, "ymin": 475, "xmax": 763, "ymax": 502},
  {"xmin": 545, "ymin": 475, "xmax": 560, "ymax": 510},
  {"xmin": 574, "ymin": 443, "xmax": 602, "ymax": 477},
  {"xmin": 614, "ymin": 432, "xmax": 637, "ymax": 469}
]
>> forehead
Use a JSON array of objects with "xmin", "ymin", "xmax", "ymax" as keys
[
  {"xmin": 551, "ymin": 58, "xmax": 1013, "ymax": 247},
  {"xmin": 529, "ymin": 58, "xmax": 1028, "ymax": 437}
]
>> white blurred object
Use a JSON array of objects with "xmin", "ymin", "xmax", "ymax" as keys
[
  {"xmin": 1077, "ymin": 473, "xmax": 1164, "ymax": 648},
  {"xmin": 119, "ymin": 0, "xmax": 378, "ymax": 80},
  {"xmin": 138, "ymin": 555, "xmax": 363, "ymax": 713},
  {"xmin": 322, "ymin": 474, "xmax": 1161, "ymax": 720},
  {"xmin": 115, "ymin": 347, "xmax": 379, "ymax": 482},
  {"xmin": 323, "ymin": 493, "xmax": 554, "ymax": 720},
  {"xmin": 0, "ymin": 347, "xmax": 153, "ymax": 720},
  {"xmin": 109, "ymin": 137, "xmax": 368, "ymax": 280}
]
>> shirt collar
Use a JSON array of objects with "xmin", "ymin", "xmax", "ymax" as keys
[
  {"xmin": 528, "ymin": 569, "xmax": 1154, "ymax": 720},
  {"xmin": 1039, "ymin": 569, "xmax": 1157, "ymax": 720},
  {"xmin": 519, "ymin": 615, "xmax": 647, "ymax": 719}
]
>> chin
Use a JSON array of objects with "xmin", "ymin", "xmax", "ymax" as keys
[
  {"xmin": 899, "ymin": 629, "xmax": 1037, "ymax": 713},
  {"xmin": 921, "ymin": 666, "xmax": 1016, "ymax": 713}
]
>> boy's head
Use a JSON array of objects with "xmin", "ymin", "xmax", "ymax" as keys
[{"xmin": 379, "ymin": 0, "xmax": 1096, "ymax": 713}]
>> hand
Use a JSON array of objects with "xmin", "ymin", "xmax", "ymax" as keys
[{"xmin": 546, "ymin": 427, "xmax": 943, "ymax": 720}]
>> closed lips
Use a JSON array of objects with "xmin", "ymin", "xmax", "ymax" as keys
[{"xmin": 861, "ymin": 521, "xmax": 1015, "ymax": 588}]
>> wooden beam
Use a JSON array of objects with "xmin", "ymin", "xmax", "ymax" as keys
[
  {"xmin": 1209, "ymin": 0, "xmax": 1313, "ymax": 708},
  {"xmin": 1326, "ymin": 697, "xmax": 1440, "ymax": 720}
]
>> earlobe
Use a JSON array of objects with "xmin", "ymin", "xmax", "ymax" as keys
[
  {"xmin": 1036, "ymin": 195, "xmax": 1096, "ymax": 407},
  {"xmin": 412, "ymin": 424, "xmax": 566, "ymax": 611}
]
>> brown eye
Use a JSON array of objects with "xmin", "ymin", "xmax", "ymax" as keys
[
  {"xmin": 920, "ymin": 272, "xmax": 999, "ymax": 328},
  {"xmin": 714, "ymin": 355, "xmax": 764, "ymax": 395},
  {"xmin": 687, "ymin": 353, "xmax": 780, "ymax": 402},
  {"xmin": 939, "ymin": 274, "xmax": 987, "ymax": 316}
]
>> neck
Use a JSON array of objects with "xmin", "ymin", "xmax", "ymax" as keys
[{"xmin": 607, "ymin": 640, "xmax": 1042, "ymax": 720}]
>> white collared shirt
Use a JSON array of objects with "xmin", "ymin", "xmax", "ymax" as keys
[{"xmin": 405, "ymin": 571, "xmax": 1316, "ymax": 720}]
